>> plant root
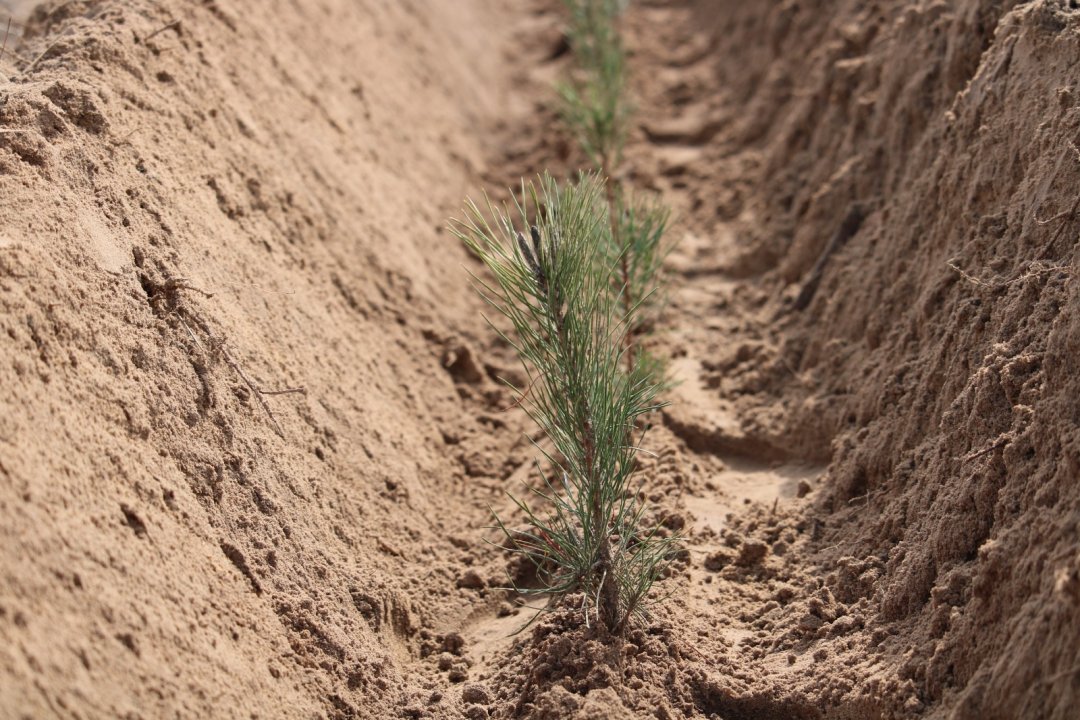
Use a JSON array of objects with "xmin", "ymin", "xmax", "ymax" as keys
[{"xmin": 144, "ymin": 275, "xmax": 305, "ymax": 437}]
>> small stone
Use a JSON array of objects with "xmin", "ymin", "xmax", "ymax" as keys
[
  {"xmin": 465, "ymin": 706, "xmax": 489, "ymax": 720},
  {"xmin": 797, "ymin": 480, "xmax": 812, "ymax": 498},
  {"xmin": 449, "ymin": 667, "xmax": 468, "ymax": 683}
]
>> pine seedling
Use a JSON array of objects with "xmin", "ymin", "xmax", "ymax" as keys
[
  {"xmin": 558, "ymin": 0, "xmax": 673, "ymax": 387},
  {"xmin": 451, "ymin": 174, "xmax": 676, "ymax": 634},
  {"xmin": 558, "ymin": 0, "xmax": 630, "ymax": 176},
  {"xmin": 607, "ymin": 190, "xmax": 671, "ymax": 377}
]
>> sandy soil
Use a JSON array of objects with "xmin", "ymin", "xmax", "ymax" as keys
[{"xmin": 1, "ymin": 1, "xmax": 1078, "ymax": 719}]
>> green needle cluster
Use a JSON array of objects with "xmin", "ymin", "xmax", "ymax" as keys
[
  {"xmin": 558, "ymin": 0, "xmax": 630, "ymax": 175},
  {"xmin": 452, "ymin": 175, "xmax": 676, "ymax": 634},
  {"xmin": 608, "ymin": 192, "xmax": 671, "ymax": 381},
  {"xmin": 560, "ymin": 0, "xmax": 671, "ymax": 382}
]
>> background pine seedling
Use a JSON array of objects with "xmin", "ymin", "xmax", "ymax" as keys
[
  {"xmin": 451, "ymin": 174, "xmax": 677, "ymax": 634},
  {"xmin": 558, "ymin": 0, "xmax": 630, "ymax": 177},
  {"xmin": 607, "ymin": 191, "xmax": 671, "ymax": 377},
  {"xmin": 559, "ymin": 0, "xmax": 672, "ymax": 384}
]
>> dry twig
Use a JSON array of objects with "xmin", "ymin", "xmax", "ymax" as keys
[
  {"xmin": 142, "ymin": 20, "xmax": 181, "ymax": 44},
  {"xmin": 948, "ymin": 260, "xmax": 1072, "ymax": 291},
  {"xmin": 960, "ymin": 436, "xmax": 1009, "ymax": 462},
  {"xmin": 1, "ymin": 18, "xmax": 11, "ymax": 65},
  {"xmin": 147, "ymin": 276, "xmax": 305, "ymax": 437}
]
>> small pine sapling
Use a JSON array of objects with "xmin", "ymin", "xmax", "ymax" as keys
[
  {"xmin": 451, "ymin": 174, "xmax": 676, "ymax": 634},
  {"xmin": 558, "ymin": 0, "xmax": 672, "ymax": 386},
  {"xmin": 558, "ymin": 0, "xmax": 630, "ymax": 178},
  {"xmin": 607, "ymin": 191, "xmax": 671, "ymax": 378}
]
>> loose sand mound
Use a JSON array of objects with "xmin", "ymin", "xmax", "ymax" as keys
[
  {"xmin": 0, "ymin": 0, "xmax": 513, "ymax": 716},
  {"xmin": 1, "ymin": 1, "xmax": 1077, "ymax": 719},
  {"xmin": 690, "ymin": 2, "xmax": 1080, "ymax": 717}
]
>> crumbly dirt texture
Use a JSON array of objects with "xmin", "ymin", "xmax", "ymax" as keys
[{"xmin": 1, "ymin": 1, "xmax": 1078, "ymax": 719}]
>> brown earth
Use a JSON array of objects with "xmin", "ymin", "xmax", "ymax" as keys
[{"xmin": 1, "ymin": 1, "xmax": 1078, "ymax": 719}]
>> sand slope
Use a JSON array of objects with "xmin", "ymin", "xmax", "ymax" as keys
[{"xmin": 1, "ymin": 1, "xmax": 510, "ymax": 716}]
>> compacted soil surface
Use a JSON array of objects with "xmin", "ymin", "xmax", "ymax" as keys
[{"xmin": 1, "ymin": 1, "xmax": 1078, "ymax": 719}]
